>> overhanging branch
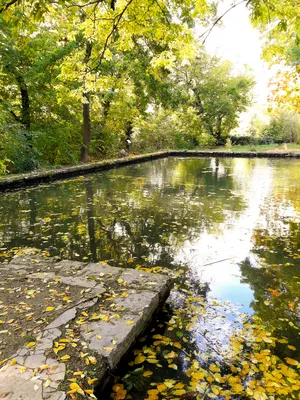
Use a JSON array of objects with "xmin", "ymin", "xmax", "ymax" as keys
[
  {"xmin": 0, "ymin": 0, "xmax": 19, "ymax": 13},
  {"xmin": 200, "ymin": 0, "xmax": 249, "ymax": 44}
]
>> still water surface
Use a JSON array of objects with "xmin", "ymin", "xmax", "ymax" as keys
[{"xmin": 0, "ymin": 157, "xmax": 299, "ymax": 396}]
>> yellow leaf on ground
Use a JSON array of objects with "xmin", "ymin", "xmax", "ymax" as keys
[
  {"xmin": 45, "ymin": 307, "xmax": 55, "ymax": 312},
  {"xmin": 157, "ymin": 383, "xmax": 167, "ymax": 392},
  {"xmin": 285, "ymin": 357, "xmax": 298, "ymax": 366},
  {"xmin": 253, "ymin": 391, "xmax": 268, "ymax": 400},
  {"xmin": 134, "ymin": 355, "xmax": 146, "ymax": 364},
  {"xmin": 173, "ymin": 342, "xmax": 182, "ymax": 349},
  {"xmin": 143, "ymin": 371, "xmax": 153, "ymax": 377},
  {"xmin": 147, "ymin": 358, "xmax": 158, "ymax": 364},
  {"xmin": 88, "ymin": 378, "xmax": 98, "ymax": 385},
  {"xmin": 73, "ymin": 371, "xmax": 84, "ymax": 377},
  {"xmin": 152, "ymin": 334, "xmax": 163, "ymax": 339},
  {"xmin": 173, "ymin": 389, "xmax": 186, "ymax": 396},
  {"xmin": 69, "ymin": 382, "xmax": 85, "ymax": 396},
  {"xmin": 164, "ymin": 380, "xmax": 176, "ymax": 388},
  {"xmin": 164, "ymin": 351, "xmax": 176, "ymax": 359},
  {"xmin": 147, "ymin": 389, "xmax": 159, "ymax": 395},
  {"xmin": 278, "ymin": 339, "xmax": 288, "ymax": 344},
  {"xmin": 113, "ymin": 384, "xmax": 124, "ymax": 392},
  {"xmin": 115, "ymin": 389, "xmax": 127, "ymax": 400},
  {"xmin": 60, "ymin": 355, "xmax": 70, "ymax": 361},
  {"xmin": 26, "ymin": 342, "xmax": 36, "ymax": 348},
  {"xmin": 44, "ymin": 379, "xmax": 51, "ymax": 388},
  {"xmin": 126, "ymin": 320, "xmax": 135, "ymax": 325},
  {"xmin": 39, "ymin": 365, "xmax": 49, "ymax": 370},
  {"xmin": 231, "ymin": 384, "xmax": 243, "ymax": 394},
  {"xmin": 10, "ymin": 359, "xmax": 17, "ymax": 366}
]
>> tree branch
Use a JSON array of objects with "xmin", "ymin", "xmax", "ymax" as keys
[
  {"xmin": 200, "ymin": 0, "xmax": 248, "ymax": 44},
  {"xmin": 153, "ymin": 0, "xmax": 170, "ymax": 25},
  {"xmin": 50, "ymin": 0, "xmax": 105, "ymax": 8},
  {"xmin": 0, "ymin": 0, "xmax": 19, "ymax": 13},
  {"xmin": 98, "ymin": 0, "xmax": 134, "ymax": 65}
]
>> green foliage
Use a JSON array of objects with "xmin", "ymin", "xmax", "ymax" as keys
[
  {"xmin": 248, "ymin": 0, "xmax": 300, "ymax": 67},
  {"xmin": 132, "ymin": 108, "xmax": 215, "ymax": 153},
  {"xmin": 0, "ymin": 120, "xmax": 38, "ymax": 173},
  {"xmin": 0, "ymin": 0, "xmax": 297, "ymax": 173},
  {"xmin": 173, "ymin": 54, "xmax": 255, "ymax": 145},
  {"xmin": 263, "ymin": 110, "xmax": 300, "ymax": 144}
]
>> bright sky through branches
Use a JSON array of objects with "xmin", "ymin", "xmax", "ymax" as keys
[{"xmin": 200, "ymin": 0, "xmax": 273, "ymax": 131}]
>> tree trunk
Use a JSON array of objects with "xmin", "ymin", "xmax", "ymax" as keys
[
  {"xmin": 214, "ymin": 116, "xmax": 223, "ymax": 145},
  {"xmin": 16, "ymin": 75, "xmax": 30, "ymax": 130},
  {"xmin": 80, "ymin": 41, "xmax": 92, "ymax": 163},
  {"xmin": 81, "ymin": 91, "xmax": 91, "ymax": 162}
]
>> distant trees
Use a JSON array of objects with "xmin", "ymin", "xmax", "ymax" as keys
[
  {"xmin": 175, "ymin": 55, "xmax": 254, "ymax": 145},
  {"xmin": 133, "ymin": 54, "xmax": 255, "ymax": 150},
  {"xmin": 236, "ymin": 110, "xmax": 300, "ymax": 146},
  {"xmin": 263, "ymin": 111, "xmax": 300, "ymax": 144}
]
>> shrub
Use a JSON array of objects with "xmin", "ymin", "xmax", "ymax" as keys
[{"xmin": 229, "ymin": 135, "xmax": 255, "ymax": 146}]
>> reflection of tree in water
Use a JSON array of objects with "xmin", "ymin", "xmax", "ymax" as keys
[
  {"xmin": 240, "ymin": 220, "xmax": 300, "ymax": 360},
  {"xmin": 0, "ymin": 158, "xmax": 246, "ymax": 271}
]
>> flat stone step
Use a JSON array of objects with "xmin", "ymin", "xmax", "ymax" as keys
[{"xmin": 0, "ymin": 253, "xmax": 172, "ymax": 399}]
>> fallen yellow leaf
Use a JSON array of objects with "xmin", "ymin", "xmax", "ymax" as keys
[
  {"xmin": 157, "ymin": 383, "xmax": 167, "ymax": 392},
  {"xmin": 88, "ymin": 378, "xmax": 98, "ymax": 385},
  {"xmin": 26, "ymin": 342, "xmax": 36, "ymax": 348},
  {"xmin": 173, "ymin": 342, "xmax": 182, "ymax": 349},
  {"xmin": 285, "ymin": 357, "xmax": 298, "ymax": 366},
  {"xmin": 173, "ymin": 389, "xmax": 186, "ymax": 396},
  {"xmin": 143, "ymin": 371, "xmax": 153, "ymax": 377},
  {"xmin": 134, "ymin": 355, "xmax": 146, "ymax": 364}
]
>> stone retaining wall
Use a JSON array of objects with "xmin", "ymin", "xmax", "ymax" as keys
[{"xmin": 0, "ymin": 150, "xmax": 299, "ymax": 191}]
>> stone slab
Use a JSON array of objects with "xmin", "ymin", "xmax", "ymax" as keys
[
  {"xmin": 0, "ymin": 376, "xmax": 43, "ymax": 400},
  {"xmin": 0, "ymin": 255, "xmax": 173, "ymax": 399}
]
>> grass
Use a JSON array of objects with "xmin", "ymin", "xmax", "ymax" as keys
[{"xmin": 206, "ymin": 143, "xmax": 300, "ymax": 153}]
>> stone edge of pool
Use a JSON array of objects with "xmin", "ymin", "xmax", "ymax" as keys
[
  {"xmin": 0, "ymin": 255, "xmax": 173, "ymax": 399},
  {"xmin": 0, "ymin": 150, "xmax": 299, "ymax": 191}
]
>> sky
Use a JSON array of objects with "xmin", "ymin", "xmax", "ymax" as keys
[{"xmin": 198, "ymin": 0, "xmax": 273, "ymax": 131}]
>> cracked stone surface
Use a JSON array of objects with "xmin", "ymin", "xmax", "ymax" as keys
[{"xmin": 0, "ymin": 255, "xmax": 172, "ymax": 399}]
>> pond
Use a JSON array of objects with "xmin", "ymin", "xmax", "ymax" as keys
[{"xmin": 0, "ymin": 157, "xmax": 299, "ymax": 399}]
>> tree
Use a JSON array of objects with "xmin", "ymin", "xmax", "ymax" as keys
[
  {"xmin": 174, "ymin": 54, "xmax": 255, "ymax": 144},
  {"xmin": 37, "ymin": 0, "xmax": 212, "ymax": 162},
  {"xmin": 263, "ymin": 110, "xmax": 300, "ymax": 143},
  {"xmin": 0, "ymin": 0, "xmax": 214, "ymax": 165},
  {"xmin": 247, "ymin": 0, "xmax": 300, "ymax": 66},
  {"xmin": 268, "ymin": 68, "xmax": 300, "ymax": 113}
]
